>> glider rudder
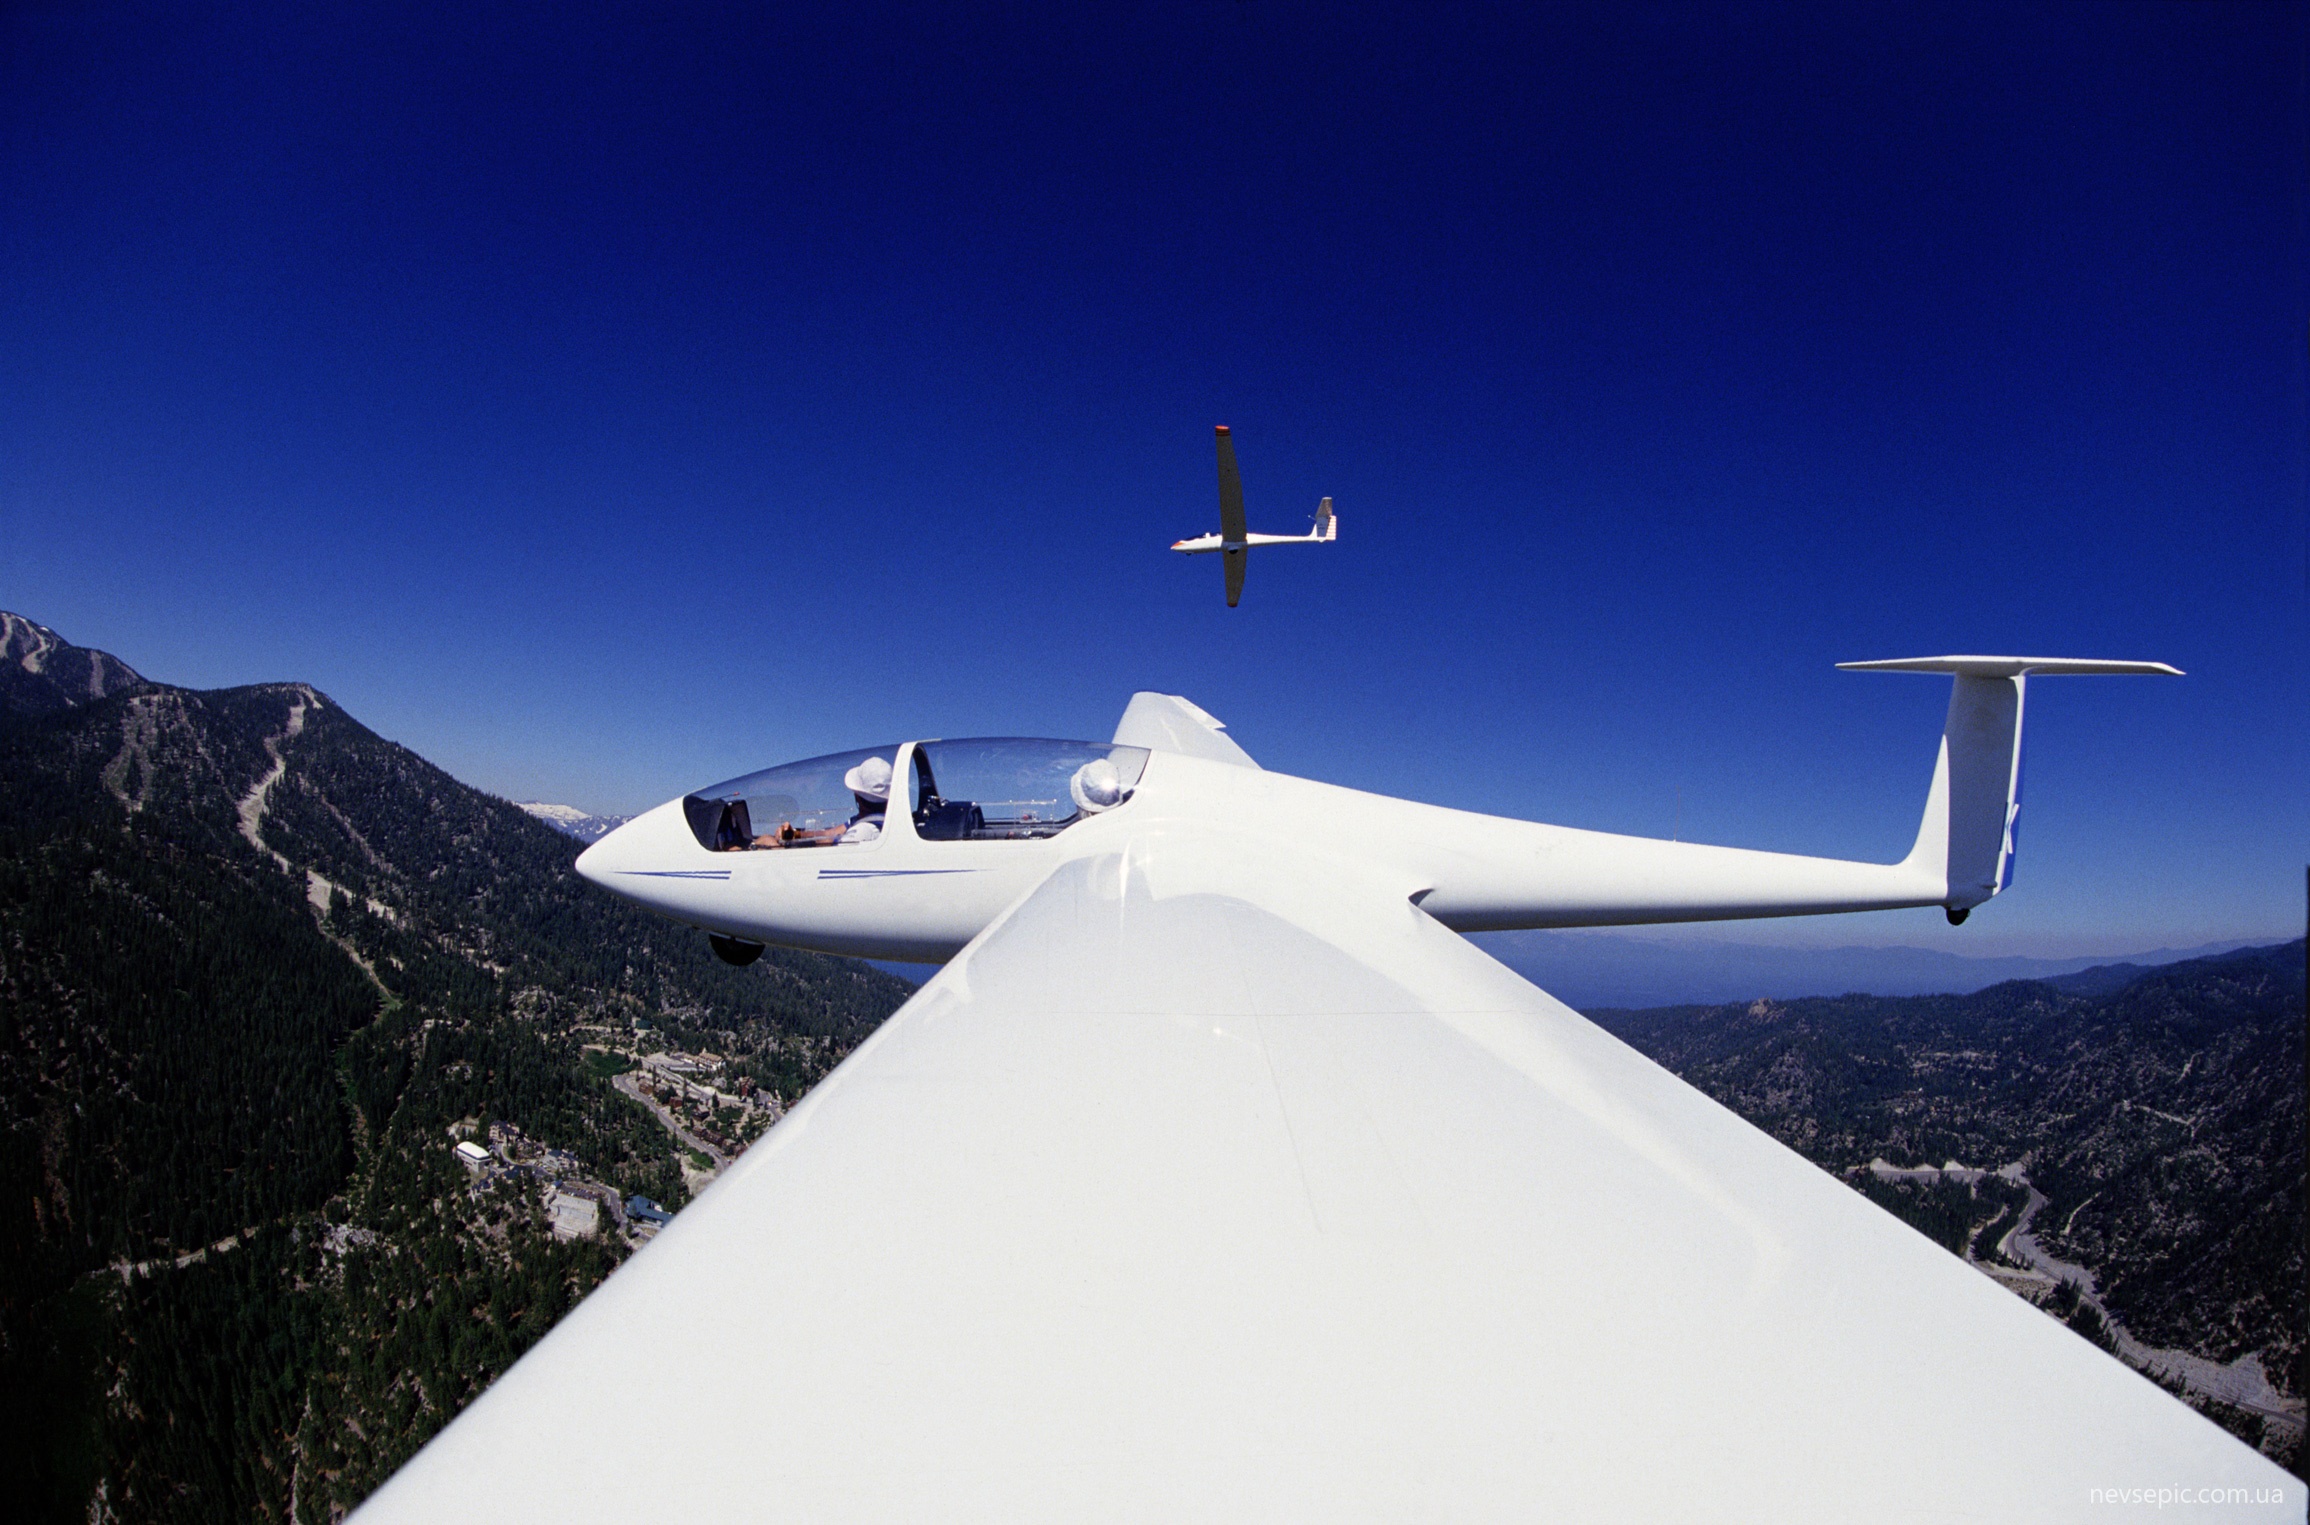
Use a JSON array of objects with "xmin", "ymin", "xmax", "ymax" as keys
[{"xmin": 1845, "ymin": 656, "xmax": 2183, "ymax": 924}]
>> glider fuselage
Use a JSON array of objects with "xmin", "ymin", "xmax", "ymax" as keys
[{"xmin": 577, "ymin": 742, "xmax": 1946, "ymax": 963}]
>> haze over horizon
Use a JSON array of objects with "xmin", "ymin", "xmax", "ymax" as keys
[{"xmin": 4, "ymin": 3, "xmax": 2303, "ymax": 957}]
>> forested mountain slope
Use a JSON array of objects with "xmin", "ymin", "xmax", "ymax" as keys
[
  {"xmin": 0, "ymin": 626, "xmax": 912, "ymax": 1523},
  {"xmin": 1590, "ymin": 942, "xmax": 2305, "ymax": 1463}
]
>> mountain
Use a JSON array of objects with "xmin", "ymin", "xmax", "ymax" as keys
[
  {"xmin": 2037, "ymin": 959, "xmax": 2188, "ymax": 1000},
  {"xmin": 0, "ymin": 612, "xmax": 146, "ymax": 720},
  {"xmin": 1473, "ymin": 927, "xmax": 2264, "ymax": 1008},
  {"xmin": 1590, "ymin": 942, "xmax": 2306, "ymax": 1464},
  {"xmin": 0, "ymin": 615, "xmax": 913, "ymax": 1523},
  {"xmin": 515, "ymin": 801, "xmax": 632, "ymax": 843}
]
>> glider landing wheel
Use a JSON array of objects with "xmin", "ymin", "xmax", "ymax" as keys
[{"xmin": 708, "ymin": 933, "xmax": 765, "ymax": 966}]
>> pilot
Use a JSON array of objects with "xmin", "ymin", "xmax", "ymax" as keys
[{"xmin": 761, "ymin": 756, "xmax": 891, "ymax": 848}]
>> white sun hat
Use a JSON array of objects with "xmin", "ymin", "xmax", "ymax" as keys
[
  {"xmin": 1069, "ymin": 756, "xmax": 1126, "ymax": 814},
  {"xmin": 843, "ymin": 755, "xmax": 893, "ymax": 803}
]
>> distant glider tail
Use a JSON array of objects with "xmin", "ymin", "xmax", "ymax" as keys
[{"xmin": 1844, "ymin": 656, "xmax": 2182, "ymax": 923}]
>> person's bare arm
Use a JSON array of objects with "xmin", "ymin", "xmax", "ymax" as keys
[{"xmin": 755, "ymin": 823, "xmax": 844, "ymax": 848}]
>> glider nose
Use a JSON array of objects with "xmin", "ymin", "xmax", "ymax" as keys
[
  {"xmin": 573, "ymin": 799, "xmax": 693, "ymax": 893},
  {"xmin": 574, "ymin": 832, "xmax": 612, "ymax": 889},
  {"xmin": 575, "ymin": 818, "xmax": 646, "ymax": 890}
]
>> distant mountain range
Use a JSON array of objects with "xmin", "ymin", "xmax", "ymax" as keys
[
  {"xmin": 515, "ymin": 801, "xmax": 632, "ymax": 843},
  {"xmin": 1472, "ymin": 928, "xmax": 2269, "ymax": 1009}
]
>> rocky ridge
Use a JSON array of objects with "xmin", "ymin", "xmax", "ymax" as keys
[{"xmin": 0, "ymin": 612, "xmax": 146, "ymax": 719}]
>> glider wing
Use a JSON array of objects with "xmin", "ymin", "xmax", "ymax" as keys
[{"xmin": 354, "ymin": 834, "xmax": 2284, "ymax": 1522}]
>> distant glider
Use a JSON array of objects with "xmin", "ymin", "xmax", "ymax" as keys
[{"xmin": 1170, "ymin": 425, "xmax": 1336, "ymax": 605}]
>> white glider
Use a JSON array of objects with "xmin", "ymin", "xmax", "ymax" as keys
[
  {"xmin": 353, "ymin": 657, "xmax": 2298, "ymax": 1523},
  {"xmin": 1170, "ymin": 425, "xmax": 1336, "ymax": 605}
]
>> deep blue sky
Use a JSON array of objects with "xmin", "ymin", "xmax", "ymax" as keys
[{"xmin": 3, "ymin": 2, "xmax": 2302, "ymax": 955}]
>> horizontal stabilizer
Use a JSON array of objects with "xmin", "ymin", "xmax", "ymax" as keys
[{"xmin": 1838, "ymin": 656, "xmax": 2183, "ymax": 678}]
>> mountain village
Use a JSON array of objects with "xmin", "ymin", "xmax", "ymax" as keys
[{"xmin": 448, "ymin": 1028, "xmax": 791, "ymax": 1245}]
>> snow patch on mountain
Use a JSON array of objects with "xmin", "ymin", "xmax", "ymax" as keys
[{"xmin": 516, "ymin": 802, "xmax": 631, "ymax": 843}]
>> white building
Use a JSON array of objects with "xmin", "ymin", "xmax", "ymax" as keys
[{"xmin": 545, "ymin": 1190, "xmax": 600, "ymax": 1241}]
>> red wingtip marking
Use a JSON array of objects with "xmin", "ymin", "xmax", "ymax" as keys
[{"xmin": 1215, "ymin": 424, "xmax": 1230, "ymax": 434}]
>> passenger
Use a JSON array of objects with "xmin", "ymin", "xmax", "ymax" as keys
[{"xmin": 760, "ymin": 756, "xmax": 891, "ymax": 848}]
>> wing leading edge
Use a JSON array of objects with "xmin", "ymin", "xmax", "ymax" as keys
[{"xmin": 355, "ymin": 837, "xmax": 2288, "ymax": 1522}]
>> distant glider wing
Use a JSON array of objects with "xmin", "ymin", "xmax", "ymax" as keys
[
  {"xmin": 1217, "ymin": 425, "xmax": 1248, "ymax": 606},
  {"xmin": 1215, "ymin": 425, "xmax": 1247, "ymax": 546},
  {"xmin": 354, "ymin": 837, "xmax": 2285, "ymax": 1522}
]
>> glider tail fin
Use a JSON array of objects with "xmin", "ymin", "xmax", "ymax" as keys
[
  {"xmin": 1838, "ymin": 656, "xmax": 2182, "ymax": 923},
  {"xmin": 1902, "ymin": 674, "xmax": 2027, "ymax": 920}
]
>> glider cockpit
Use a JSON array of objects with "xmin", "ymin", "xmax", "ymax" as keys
[
  {"xmin": 682, "ymin": 738, "xmax": 1150, "ymax": 853},
  {"xmin": 904, "ymin": 737, "xmax": 1147, "ymax": 840}
]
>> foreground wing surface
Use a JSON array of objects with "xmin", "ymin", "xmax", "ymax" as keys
[{"xmin": 357, "ymin": 839, "xmax": 2285, "ymax": 1522}]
